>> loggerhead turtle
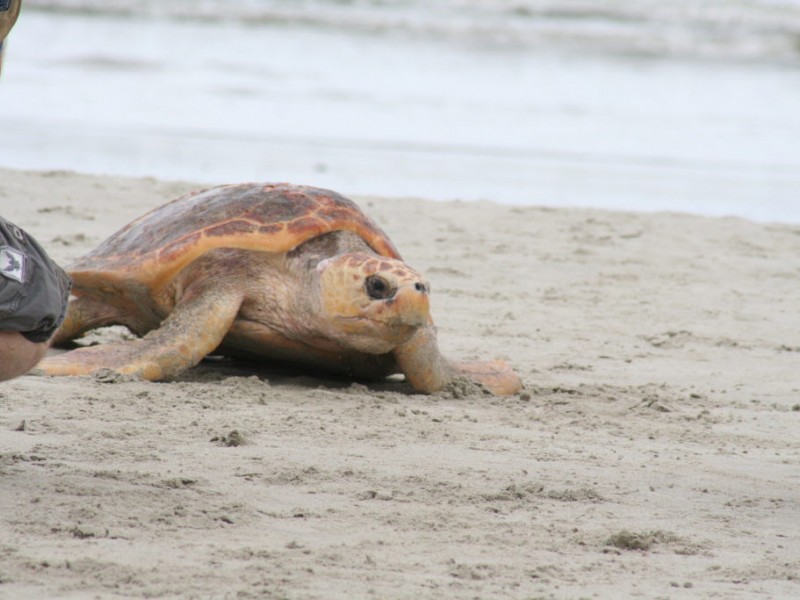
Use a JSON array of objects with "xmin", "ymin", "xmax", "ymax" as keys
[{"xmin": 38, "ymin": 183, "xmax": 521, "ymax": 395}]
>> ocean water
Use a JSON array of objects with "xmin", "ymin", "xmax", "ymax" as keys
[
  {"xmin": 19, "ymin": 0, "xmax": 800, "ymax": 62},
  {"xmin": 1, "ymin": 0, "xmax": 799, "ymax": 222}
]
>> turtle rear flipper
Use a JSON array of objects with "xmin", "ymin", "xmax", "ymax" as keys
[
  {"xmin": 50, "ymin": 295, "xmax": 129, "ymax": 347},
  {"xmin": 36, "ymin": 286, "xmax": 243, "ymax": 380}
]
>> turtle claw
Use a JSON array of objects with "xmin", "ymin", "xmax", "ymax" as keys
[{"xmin": 452, "ymin": 360, "xmax": 523, "ymax": 396}]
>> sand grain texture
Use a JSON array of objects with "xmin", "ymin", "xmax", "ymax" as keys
[{"xmin": 1, "ymin": 169, "xmax": 799, "ymax": 599}]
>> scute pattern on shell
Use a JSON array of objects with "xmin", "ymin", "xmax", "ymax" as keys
[{"xmin": 69, "ymin": 183, "xmax": 401, "ymax": 284}]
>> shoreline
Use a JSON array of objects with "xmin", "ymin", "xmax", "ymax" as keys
[{"xmin": 3, "ymin": 9, "xmax": 799, "ymax": 223}]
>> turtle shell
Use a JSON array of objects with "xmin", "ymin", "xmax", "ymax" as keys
[{"xmin": 70, "ymin": 183, "xmax": 401, "ymax": 289}]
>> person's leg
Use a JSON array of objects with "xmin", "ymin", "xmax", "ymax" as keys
[
  {"xmin": 0, "ymin": 0, "xmax": 23, "ymax": 77},
  {"xmin": 0, "ymin": 330, "xmax": 47, "ymax": 381}
]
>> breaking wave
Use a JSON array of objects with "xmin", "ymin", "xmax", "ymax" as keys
[{"xmin": 24, "ymin": 0, "xmax": 800, "ymax": 64}]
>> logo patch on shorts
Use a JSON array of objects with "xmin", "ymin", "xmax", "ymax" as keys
[
  {"xmin": 0, "ymin": 1, "xmax": 11, "ymax": 12},
  {"xmin": 0, "ymin": 246, "xmax": 26, "ymax": 283}
]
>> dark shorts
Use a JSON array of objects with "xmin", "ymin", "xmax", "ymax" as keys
[{"xmin": 0, "ymin": 216, "xmax": 72, "ymax": 343}]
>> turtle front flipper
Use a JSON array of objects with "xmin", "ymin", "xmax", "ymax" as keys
[
  {"xmin": 393, "ymin": 326, "xmax": 522, "ymax": 396},
  {"xmin": 449, "ymin": 360, "xmax": 522, "ymax": 396},
  {"xmin": 37, "ymin": 286, "xmax": 244, "ymax": 381}
]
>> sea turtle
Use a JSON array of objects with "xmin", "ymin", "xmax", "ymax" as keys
[{"xmin": 38, "ymin": 183, "xmax": 521, "ymax": 395}]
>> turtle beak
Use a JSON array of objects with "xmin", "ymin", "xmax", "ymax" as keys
[{"xmin": 385, "ymin": 280, "xmax": 430, "ymax": 327}]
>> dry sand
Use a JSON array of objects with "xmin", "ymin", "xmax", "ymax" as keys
[{"xmin": 0, "ymin": 168, "xmax": 799, "ymax": 599}]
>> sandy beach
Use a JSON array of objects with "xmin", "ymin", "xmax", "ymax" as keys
[{"xmin": 0, "ymin": 167, "xmax": 798, "ymax": 598}]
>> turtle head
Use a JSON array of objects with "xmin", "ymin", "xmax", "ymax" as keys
[{"xmin": 316, "ymin": 252, "xmax": 431, "ymax": 353}]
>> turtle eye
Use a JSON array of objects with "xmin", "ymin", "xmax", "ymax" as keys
[{"xmin": 365, "ymin": 275, "xmax": 394, "ymax": 300}]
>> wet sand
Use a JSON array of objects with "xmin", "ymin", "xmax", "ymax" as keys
[{"xmin": 1, "ymin": 168, "xmax": 799, "ymax": 598}]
